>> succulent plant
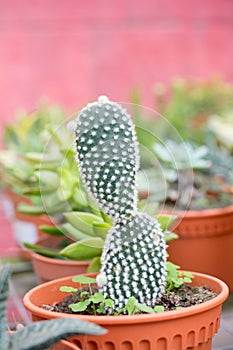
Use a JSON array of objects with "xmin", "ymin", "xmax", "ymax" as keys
[
  {"xmin": 25, "ymin": 208, "xmax": 176, "ymax": 275},
  {"xmin": 150, "ymin": 138, "xmax": 233, "ymax": 210},
  {"xmin": 73, "ymin": 96, "xmax": 167, "ymax": 312},
  {"xmin": 0, "ymin": 103, "xmax": 90, "ymax": 220},
  {"xmin": 153, "ymin": 77, "xmax": 233, "ymax": 144},
  {"xmin": 0, "ymin": 264, "xmax": 106, "ymax": 350}
]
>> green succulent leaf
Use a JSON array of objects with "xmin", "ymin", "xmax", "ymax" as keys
[
  {"xmin": 60, "ymin": 223, "xmax": 91, "ymax": 241},
  {"xmin": 25, "ymin": 152, "xmax": 61, "ymax": 164},
  {"xmin": 156, "ymin": 215, "xmax": 177, "ymax": 231},
  {"xmin": 38, "ymin": 225, "xmax": 63, "ymax": 236},
  {"xmin": 60, "ymin": 238, "xmax": 104, "ymax": 260},
  {"xmin": 64, "ymin": 212, "xmax": 103, "ymax": 236},
  {"xmin": 17, "ymin": 202, "xmax": 67, "ymax": 215},
  {"xmin": 8, "ymin": 318, "xmax": 106, "ymax": 350},
  {"xmin": 72, "ymin": 187, "xmax": 89, "ymax": 208},
  {"xmin": 23, "ymin": 243, "xmax": 62, "ymax": 259},
  {"xmin": 57, "ymin": 168, "xmax": 78, "ymax": 201},
  {"xmin": 22, "ymin": 187, "xmax": 55, "ymax": 196},
  {"xmin": 87, "ymin": 256, "xmax": 101, "ymax": 273},
  {"xmin": 164, "ymin": 230, "xmax": 179, "ymax": 243},
  {"xmin": 93, "ymin": 222, "xmax": 112, "ymax": 239},
  {"xmin": 34, "ymin": 170, "xmax": 59, "ymax": 187}
]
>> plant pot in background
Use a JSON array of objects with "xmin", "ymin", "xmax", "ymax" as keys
[
  {"xmin": 31, "ymin": 252, "xmax": 90, "ymax": 284},
  {"xmin": 30, "ymin": 236, "xmax": 90, "ymax": 283},
  {"xmin": 167, "ymin": 205, "xmax": 233, "ymax": 292},
  {"xmin": 23, "ymin": 272, "xmax": 229, "ymax": 350},
  {"xmin": 2, "ymin": 189, "xmax": 54, "ymax": 259}
]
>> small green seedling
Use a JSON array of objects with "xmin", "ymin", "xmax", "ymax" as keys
[
  {"xmin": 60, "ymin": 265, "xmax": 193, "ymax": 316},
  {"xmin": 166, "ymin": 261, "xmax": 194, "ymax": 292},
  {"xmin": 60, "ymin": 275, "xmax": 114, "ymax": 315}
]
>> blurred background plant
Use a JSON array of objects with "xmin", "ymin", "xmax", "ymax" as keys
[
  {"xmin": 0, "ymin": 102, "xmax": 91, "ymax": 220},
  {"xmin": 132, "ymin": 77, "xmax": 233, "ymax": 211},
  {"xmin": 153, "ymin": 77, "xmax": 233, "ymax": 144},
  {"xmin": 150, "ymin": 138, "xmax": 233, "ymax": 210},
  {"xmin": 208, "ymin": 112, "xmax": 233, "ymax": 153},
  {"xmin": 0, "ymin": 102, "xmax": 97, "ymax": 255}
]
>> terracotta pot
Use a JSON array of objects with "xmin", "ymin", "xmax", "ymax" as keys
[
  {"xmin": 4, "ymin": 188, "xmax": 31, "ymax": 211},
  {"xmin": 31, "ymin": 236, "xmax": 90, "ymax": 283},
  {"xmin": 13, "ymin": 213, "xmax": 55, "ymax": 261},
  {"xmin": 23, "ymin": 272, "xmax": 229, "ymax": 350},
  {"xmin": 6, "ymin": 190, "xmax": 61, "ymax": 260},
  {"xmin": 3, "ymin": 188, "xmax": 57, "ymax": 260},
  {"xmin": 167, "ymin": 205, "xmax": 233, "ymax": 291}
]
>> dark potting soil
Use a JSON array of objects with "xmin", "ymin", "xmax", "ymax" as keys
[{"xmin": 42, "ymin": 284, "xmax": 218, "ymax": 315}]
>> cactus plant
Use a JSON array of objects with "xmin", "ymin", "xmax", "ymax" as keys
[
  {"xmin": 0, "ymin": 264, "xmax": 106, "ymax": 350},
  {"xmin": 74, "ymin": 96, "xmax": 167, "ymax": 311}
]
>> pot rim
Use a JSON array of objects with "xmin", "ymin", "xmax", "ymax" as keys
[
  {"xmin": 31, "ymin": 251, "xmax": 90, "ymax": 266},
  {"xmin": 23, "ymin": 271, "xmax": 229, "ymax": 325},
  {"xmin": 162, "ymin": 204, "xmax": 233, "ymax": 219}
]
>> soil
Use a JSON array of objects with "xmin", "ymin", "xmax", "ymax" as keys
[{"xmin": 42, "ymin": 284, "xmax": 218, "ymax": 315}]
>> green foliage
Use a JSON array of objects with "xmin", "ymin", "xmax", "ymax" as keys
[
  {"xmin": 154, "ymin": 77, "xmax": 233, "ymax": 144},
  {"xmin": 166, "ymin": 262, "xmax": 194, "ymax": 292},
  {"xmin": 154, "ymin": 305, "xmax": 165, "ymax": 313},
  {"xmin": 0, "ymin": 265, "xmax": 106, "ymax": 350},
  {"xmin": 153, "ymin": 141, "xmax": 211, "ymax": 171},
  {"xmin": 141, "ymin": 137, "xmax": 233, "ymax": 210},
  {"xmin": 60, "ymin": 264, "xmax": 193, "ymax": 316},
  {"xmin": 0, "ymin": 102, "xmax": 91, "ymax": 219},
  {"xmin": 23, "ymin": 243, "xmax": 63, "ymax": 259},
  {"xmin": 208, "ymin": 112, "xmax": 233, "ymax": 152}
]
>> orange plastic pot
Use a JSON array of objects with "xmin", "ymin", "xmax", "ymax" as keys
[
  {"xmin": 12, "ymin": 213, "xmax": 57, "ymax": 261},
  {"xmin": 167, "ymin": 205, "xmax": 233, "ymax": 291},
  {"xmin": 31, "ymin": 252, "xmax": 90, "ymax": 283},
  {"xmin": 4, "ymin": 189, "xmax": 59, "ymax": 260},
  {"xmin": 23, "ymin": 272, "xmax": 229, "ymax": 350},
  {"xmin": 30, "ymin": 236, "xmax": 90, "ymax": 283}
]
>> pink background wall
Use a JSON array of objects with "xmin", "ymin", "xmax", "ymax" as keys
[{"xmin": 0, "ymin": 0, "xmax": 233, "ymax": 130}]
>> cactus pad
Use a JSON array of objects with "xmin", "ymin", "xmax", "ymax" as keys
[
  {"xmin": 75, "ymin": 96, "xmax": 139, "ymax": 219},
  {"xmin": 99, "ymin": 212, "xmax": 167, "ymax": 311}
]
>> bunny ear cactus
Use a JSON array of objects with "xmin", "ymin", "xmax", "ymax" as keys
[
  {"xmin": 0, "ymin": 265, "xmax": 106, "ymax": 350},
  {"xmin": 75, "ymin": 95, "xmax": 139, "ymax": 218},
  {"xmin": 74, "ymin": 96, "xmax": 167, "ymax": 311}
]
